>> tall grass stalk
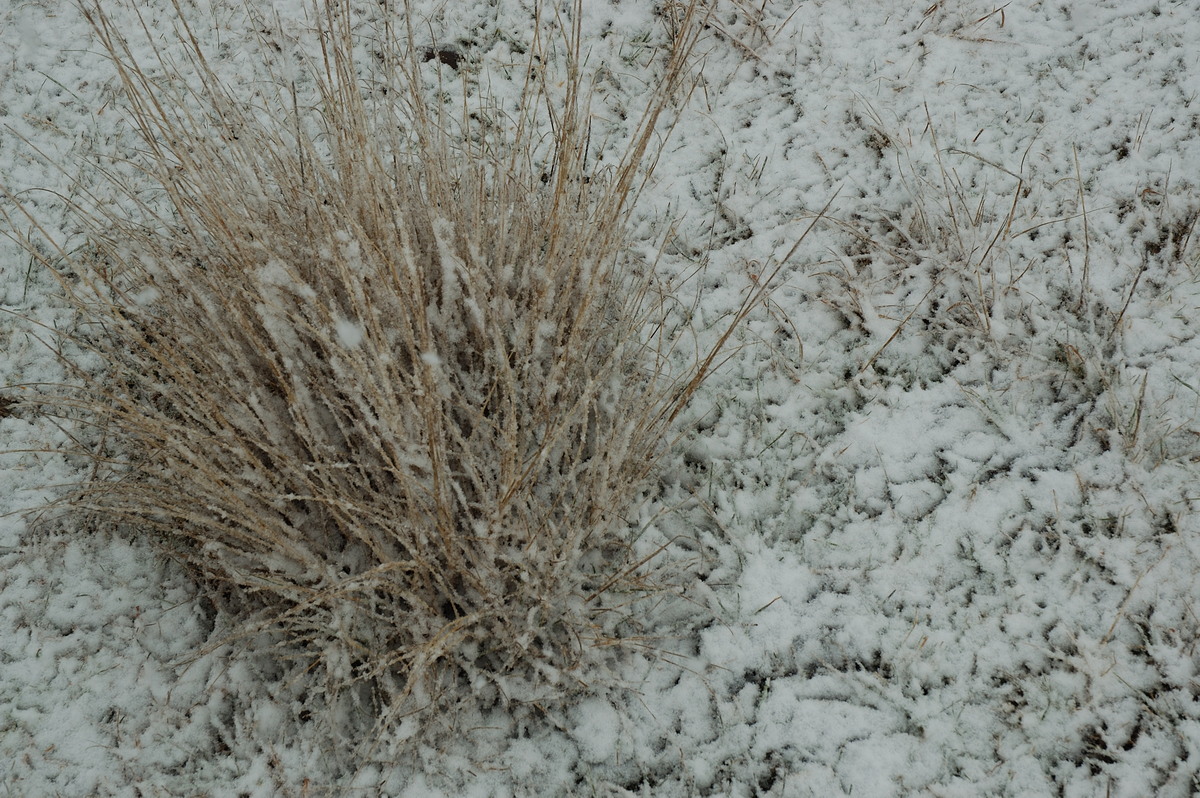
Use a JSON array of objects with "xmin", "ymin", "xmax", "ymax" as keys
[{"xmin": 3, "ymin": 0, "xmax": 776, "ymax": 738}]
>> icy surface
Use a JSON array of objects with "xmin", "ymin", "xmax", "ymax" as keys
[{"xmin": 3, "ymin": 0, "xmax": 1200, "ymax": 795}]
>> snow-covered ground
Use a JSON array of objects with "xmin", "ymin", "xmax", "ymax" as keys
[{"xmin": 4, "ymin": 0, "xmax": 1200, "ymax": 795}]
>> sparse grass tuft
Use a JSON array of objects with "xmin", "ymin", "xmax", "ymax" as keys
[{"xmin": 0, "ymin": 0, "xmax": 773, "ymax": 745}]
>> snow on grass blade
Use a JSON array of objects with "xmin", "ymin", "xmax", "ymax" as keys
[{"xmin": 0, "ymin": 0, "xmax": 804, "ymax": 755}]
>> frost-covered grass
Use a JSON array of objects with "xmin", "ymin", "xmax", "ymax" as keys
[
  {"xmin": 3, "ymin": 0, "xmax": 749, "ymax": 768},
  {"xmin": 3, "ymin": 0, "xmax": 1200, "ymax": 796}
]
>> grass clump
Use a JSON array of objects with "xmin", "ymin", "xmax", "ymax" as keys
[{"xmin": 4, "ymin": 0, "xmax": 765, "ymax": 738}]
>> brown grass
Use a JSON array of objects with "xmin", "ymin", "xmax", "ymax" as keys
[{"xmin": 2, "ymin": 0, "xmax": 778, "ymax": 745}]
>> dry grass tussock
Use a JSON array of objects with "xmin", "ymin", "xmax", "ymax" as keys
[{"xmin": 2, "ymin": 0, "xmax": 775, "ymax": 737}]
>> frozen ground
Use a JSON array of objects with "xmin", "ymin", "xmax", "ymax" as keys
[{"xmin": 4, "ymin": 0, "xmax": 1200, "ymax": 795}]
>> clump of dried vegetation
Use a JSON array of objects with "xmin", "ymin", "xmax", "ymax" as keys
[{"xmin": 2, "ymin": 0, "xmax": 778, "ymax": 741}]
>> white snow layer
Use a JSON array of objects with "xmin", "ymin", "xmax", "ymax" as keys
[{"xmin": 3, "ymin": 0, "xmax": 1200, "ymax": 795}]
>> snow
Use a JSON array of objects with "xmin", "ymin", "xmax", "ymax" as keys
[
  {"xmin": 335, "ymin": 318, "xmax": 364, "ymax": 348},
  {"xmin": 4, "ymin": 0, "xmax": 1200, "ymax": 795}
]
